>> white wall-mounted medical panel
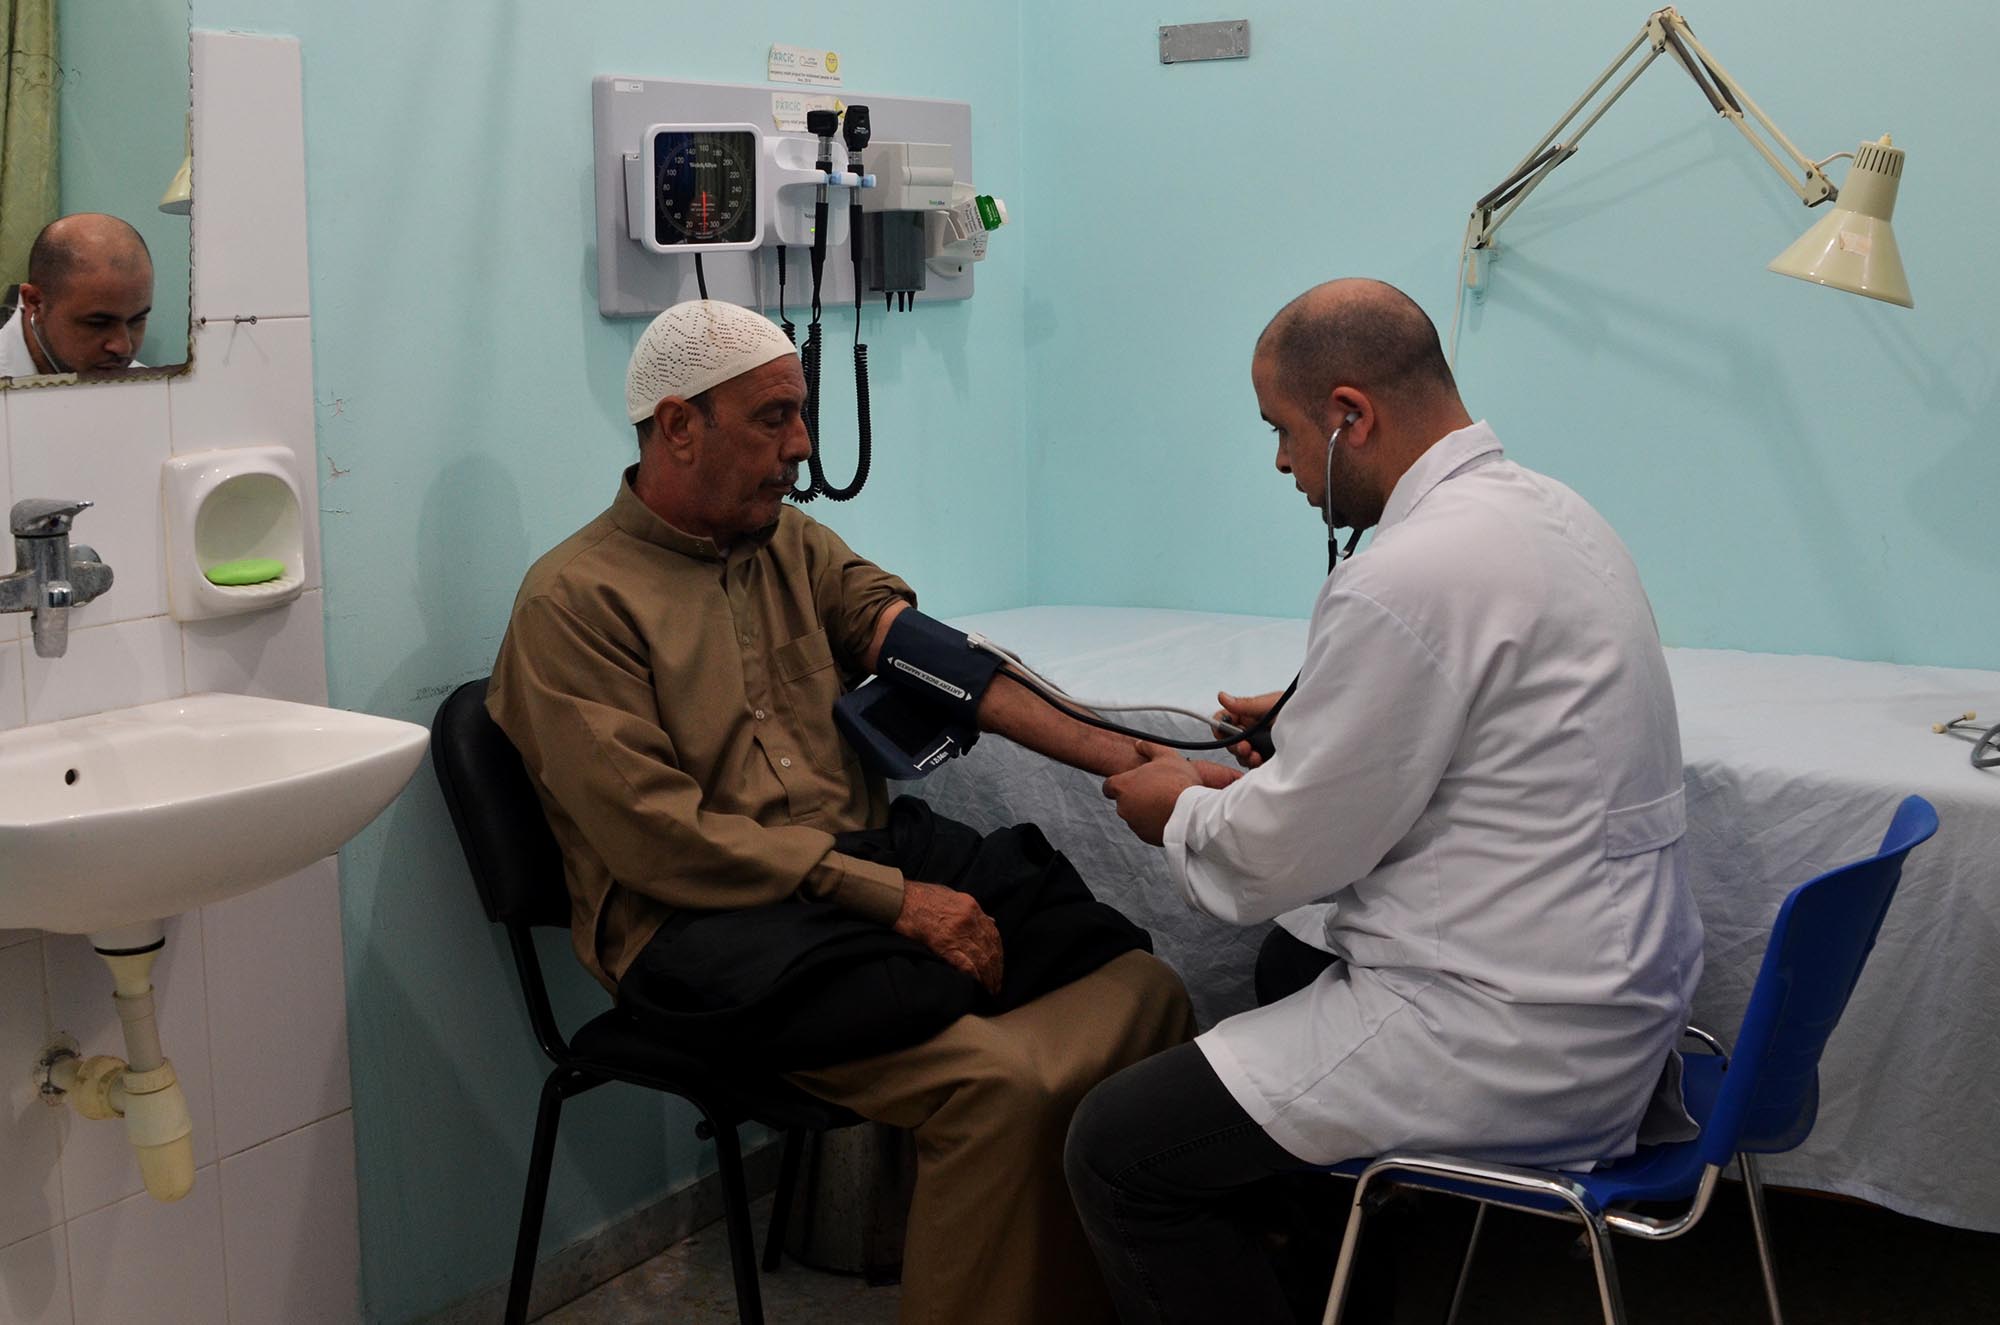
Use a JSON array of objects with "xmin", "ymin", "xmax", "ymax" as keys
[{"xmin": 592, "ymin": 76, "xmax": 975, "ymax": 318}]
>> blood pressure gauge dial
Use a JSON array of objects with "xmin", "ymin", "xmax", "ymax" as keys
[{"xmin": 648, "ymin": 126, "xmax": 761, "ymax": 250}]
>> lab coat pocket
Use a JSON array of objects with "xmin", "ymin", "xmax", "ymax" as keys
[
  {"xmin": 1602, "ymin": 786, "xmax": 1686, "ymax": 859},
  {"xmin": 775, "ymin": 628, "xmax": 856, "ymax": 774}
]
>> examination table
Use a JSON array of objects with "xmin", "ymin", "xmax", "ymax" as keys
[{"xmin": 913, "ymin": 607, "xmax": 2000, "ymax": 1235}]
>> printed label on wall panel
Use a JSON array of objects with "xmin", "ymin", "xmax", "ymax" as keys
[
  {"xmin": 769, "ymin": 43, "xmax": 842, "ymax": 86},
  {"xmin": 771, "ymin": 91, "xmax": 843, "ymax": 132}
]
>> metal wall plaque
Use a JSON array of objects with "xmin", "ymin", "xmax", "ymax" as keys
[{"xmin": 1159, "ymin": 20, "xmax": 1250, "ymax": 65}]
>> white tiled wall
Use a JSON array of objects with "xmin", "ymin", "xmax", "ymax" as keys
[{"xmin": 0, "ymin": 33, "xmax": 361, "ymax": 1325}]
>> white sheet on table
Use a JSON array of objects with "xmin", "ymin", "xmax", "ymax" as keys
[
  {"xmin": 1664, "ymin": 649, "xmax": 2000, "ymax": 1233},
  {"xmin": 911, "ymin": 608, "xmax": 2000, "ymax": 1233}
]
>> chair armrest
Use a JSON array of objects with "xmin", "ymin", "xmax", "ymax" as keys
[{"xmin": 1681, "ymin": 1024, "xmax": 1729, "ymax": 1066}]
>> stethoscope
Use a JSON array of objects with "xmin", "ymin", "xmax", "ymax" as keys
[
  {"xmin": 25, "ymin": 310, "xmax": 72, "ymax": 374},
  {"xmin": 992, "ymin": 411, "xmax": 1366, "ymax": 760},
  {"xmin": 1322, "ymin": 410, "xmax": 1361, "ymax": 569}
]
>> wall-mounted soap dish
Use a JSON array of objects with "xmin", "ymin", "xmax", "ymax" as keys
[{"xmin": 163, "ymin": 446, "xmax": 307, "ymax": 622}]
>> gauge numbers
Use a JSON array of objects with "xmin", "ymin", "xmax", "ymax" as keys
[{"xmin": 653, "ymin": 130, "xmax": 757, "ymax": 247}]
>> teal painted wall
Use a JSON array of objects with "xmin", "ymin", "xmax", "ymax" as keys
[
  {"xmin": 190, "ymin": 3, "xmax": 1026, "ymax": 1320},
  {"xmin": 1021, "ymin": 0, "xmax": 1999, "ymax": 669},
  {"xmin": 55, "ymin": 0, "xmax": 193, "ymax": 367},
  {"xmin": 182, "ymin": 0, "xmax": 1995, "ymax": 1319}
]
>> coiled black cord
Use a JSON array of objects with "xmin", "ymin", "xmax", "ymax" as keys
[
  {"xmin": 792, "ymin": 324, "xmax": 871, "ymax": 502},
  {"xmin": 794, "ymin": 320, "xmax": 824, "ymax": 502},
  {"xmin": 790, "ymin": 190, "xmax": 874, "ymax": 503},
  {"xmin": 813, "ymin": 199, "xmax": 873, "ymax": 503},
  {"xmin": 814, "ymin": 340, "xmax": 871, "ymax": 500}
]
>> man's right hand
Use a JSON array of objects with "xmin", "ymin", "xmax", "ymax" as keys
[
  {"xmin": 1213, "ymin": 689, "xmax": 1285, "ymax": 768},
  {"xmin": 892, "ymin": 880, "xmax": 1004, "ymax": 995}
]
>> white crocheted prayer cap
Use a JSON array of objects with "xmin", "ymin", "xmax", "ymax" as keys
[{"xmin": 626, "ymin": 300, "xmax": 798, "ymax": 423}]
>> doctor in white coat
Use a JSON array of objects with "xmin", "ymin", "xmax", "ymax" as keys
[
  {"xmin": 1067, "ymin": 278, "xmax": 1704, "ymax": 1324},
  {"xmin": 0, "ymin": 214, "xmax": 152, "ymax": 379}
]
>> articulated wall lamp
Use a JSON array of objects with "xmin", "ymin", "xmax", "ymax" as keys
[{"xmin": 1456, "ymin": 5, "xmax": 1911, "ymax": 355}]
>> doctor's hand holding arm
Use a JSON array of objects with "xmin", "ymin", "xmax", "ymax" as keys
[{"xmin": 1103, "ymin": 742, "xmax": 1244, "ymax": 846}]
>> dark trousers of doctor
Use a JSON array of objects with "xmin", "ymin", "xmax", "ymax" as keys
[{"xmin": 1064, "ymin": 928, "xmax": 1400, "ymax": 1324}]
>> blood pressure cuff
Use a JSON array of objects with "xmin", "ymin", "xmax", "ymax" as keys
[
  {"xmin": 874, "ymin": 609, "xmax": 1004, "ymax": 722},
  {"xmin": 832, "ymin": 610, "xmax": 1005, "ymax": 780}
]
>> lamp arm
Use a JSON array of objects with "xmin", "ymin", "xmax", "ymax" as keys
[
  {"xmin": 1474, "ymin": 41, "xmax": 1665, "ymax": 248},
  {"xmin": 1663, "ymin": 13, "xmax": 1839, "ymax": 206},
  {"xmin": 1499, "ymin": 27, "xmax": 1650, "ymax": 187},
  {"xmin": 1471, "ymin": 6, "xmax": 1839, "ymax": 254}
]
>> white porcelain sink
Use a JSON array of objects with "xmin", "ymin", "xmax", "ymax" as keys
[{"xmin": 0, "ymin": 693, "xmax": 428, "ymax": 935}]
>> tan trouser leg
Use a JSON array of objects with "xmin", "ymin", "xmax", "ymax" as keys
[{"xmin": 790, "ymin": 950, "xmax": 1195, "ymax": 1325}]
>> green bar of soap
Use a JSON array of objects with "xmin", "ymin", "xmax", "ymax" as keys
[{"xmin": 204, "ymin": 558, "xmax": 286, "ymax": 586}]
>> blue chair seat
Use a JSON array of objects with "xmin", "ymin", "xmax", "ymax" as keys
[{"xmin": 1333, "ymin": 1054, "xmax": 1725, "ymax": 1218}]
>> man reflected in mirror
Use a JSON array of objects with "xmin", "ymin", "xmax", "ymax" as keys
[{"xmin": 0, "ymin": 213, "xmax": 153, "ymax": 378}]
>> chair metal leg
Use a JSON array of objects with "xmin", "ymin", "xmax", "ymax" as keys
[
  {"xmin": 708, "ymin": 1112, "xmax": 767, "ymax": 1325},
  {"xmin": 1582, "ymin": 1214, "xmax": 1630, "ymax": 1325},
  {"xmin": 763, "ymin": 1127, "xmax": 809, "ymax": 1273},
  {"xmin": 1321, "ymin": 1176, "xmax": 1378, "ymax": 1325},
  {"xmin": 1443, "ymin": 1203, "xmax": 1487, "ymax": 1325},
  {"xmin": 1739, "ymin": 1153, "xmax": 1787, "ymax": 1325},
  {"xmin": 506, "ymin": 1070, "xmax": 574, "ymax": 1325}
]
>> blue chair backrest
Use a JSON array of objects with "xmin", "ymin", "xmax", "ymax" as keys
[{"xmin": 1697, "ymin": 795, "xmax": 1939, "ymax": 1164}]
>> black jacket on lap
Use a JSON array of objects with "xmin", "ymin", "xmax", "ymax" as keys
[{"xmin": 616, "ymin": 797, "xmax": 1153, "ymax": 1070}]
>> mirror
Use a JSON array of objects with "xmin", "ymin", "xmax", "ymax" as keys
[{"xmin": 0, "ymin": 0, "xmax": 193, "ymax": 388}]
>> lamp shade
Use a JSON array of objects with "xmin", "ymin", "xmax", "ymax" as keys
[
  {"xmin": 159, "ymin": 151, "xmax": 192, "ymax": 216},
  {"xmin": 1768, "ymin": 135, "xmax": 1911, "ymax": 307}
]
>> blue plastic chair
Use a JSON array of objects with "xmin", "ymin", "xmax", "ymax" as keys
[{"xmin": 1319, "ymin": 794, "xmax": 1939, "ymax": 1325}]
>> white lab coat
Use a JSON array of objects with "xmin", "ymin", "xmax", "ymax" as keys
[
  {"xmin": 1166, "ymin": 422, "xmax": 1704, "ymax": 1168},
  {"xmin": 0, "ymin": 310, "xmax": 37, "ymax": 378}
]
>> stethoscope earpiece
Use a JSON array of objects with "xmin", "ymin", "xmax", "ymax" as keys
[{"xmin": 1323, "ymin": 411, "xmax": 1364, "ymax": 568}]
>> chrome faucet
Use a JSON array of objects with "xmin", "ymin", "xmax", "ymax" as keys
[{"xmin": 0, "ymin": 500, "xmax": 115, "ymax": 658}]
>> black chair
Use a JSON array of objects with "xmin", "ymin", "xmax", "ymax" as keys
[{"xmin": 431, "ymin": 678, "xmax": 862, "ymax": 1325}]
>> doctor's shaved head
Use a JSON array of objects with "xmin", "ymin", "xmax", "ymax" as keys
[
  {"xmin": 17, "ymin": 213, "xmax": 155, "ymax": 374},
  {"xmin": 27, "ymin": 214, "xmax": 152, "ymax": 294},
  {"xmin": 1257, "ymin": 279, "xmax": 1457, "ymax": 414}
]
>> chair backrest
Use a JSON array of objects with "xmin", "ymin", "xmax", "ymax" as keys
[
  {"xmin": 430, "ymin": 678, "xmax": 571, "ymax": 930},
  {"xmin": 1699, "ymin": 794, "xmax": 1939, "ymax": 1162}
]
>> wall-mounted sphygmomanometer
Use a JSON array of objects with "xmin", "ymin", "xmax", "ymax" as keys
[
  {"xmin": 592, "ymin": 78, "xmax": 1008, "ymax": 504},
  {"xmin": 625, "ymin": 124, "xmax": 765, "ymax": 253}
]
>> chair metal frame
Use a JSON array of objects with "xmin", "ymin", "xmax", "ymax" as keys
[
  {"xmin": 1319, "ymin": 795, "xmax": 1939, "ymax": 1325},
  {"xmin": 432, "ymin": 679, "xmax": 861, "ymax": 1325}
]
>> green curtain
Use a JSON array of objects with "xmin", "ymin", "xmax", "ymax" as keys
[{"xmin": 1, "ymin": 0, "xmax": 59, "ymax": 288}]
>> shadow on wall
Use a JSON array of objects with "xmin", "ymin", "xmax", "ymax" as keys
[
  {"xmin": 342, "ymin": 772, "xmax": 681, "ymax": 1314},
  {"xmin": 1476, "ymin": 246, "xmax": 1896, "ymax": 654},
  {"xmin": 336, "ymin": 454, "xmax": 682, "ymax": 1313},
  {"xmin": 576, "ymin": 157, "xmax": 642, "ymax": 447},
  {"xmin": 1912, "ymin": 381, "xmax": 2000, "ymax": 580},
  {"xmin": 0, "ymin": 1225, "xmax": 63, "ymax": 1321}
]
